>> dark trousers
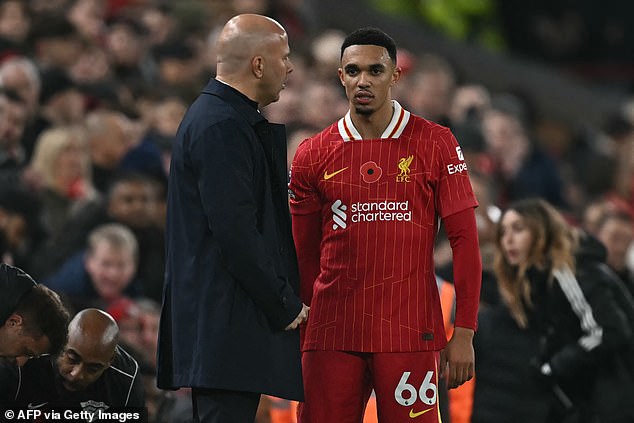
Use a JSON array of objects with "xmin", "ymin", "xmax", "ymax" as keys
[{"xmin": 191, "ymin": 388, "xmax": 260, "ymax": 423}]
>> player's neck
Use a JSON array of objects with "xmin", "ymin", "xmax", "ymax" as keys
[{"xmin": 350, "ymin": 101, "xmax": 395, "ymax": 139}]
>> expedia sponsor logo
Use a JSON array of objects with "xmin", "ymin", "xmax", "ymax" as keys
[{"xmin": 447, "ymin": 162, "xmax": 468, "ymax": 175}]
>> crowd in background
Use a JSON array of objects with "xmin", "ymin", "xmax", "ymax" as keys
[{"xmin": 0, "ymin": 0, "xmax": 633, "ymax": 422}]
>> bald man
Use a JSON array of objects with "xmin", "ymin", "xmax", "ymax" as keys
[
  {"xmin": 157, "ymin": 14, "xmax": 307, "ymax": 423},
  {"xmin": 0, "ymin": 309, "xmax": 144, "ymax": 413}
]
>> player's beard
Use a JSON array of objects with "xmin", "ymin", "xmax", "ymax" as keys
[{"xmin": 354, "ymin": 106, "xmax": 375, "ymax": 116}]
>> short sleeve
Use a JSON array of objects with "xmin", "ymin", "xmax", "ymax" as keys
[{"xmin": 435, "ymin": 128, "xmax": 478, "ymax": 218}]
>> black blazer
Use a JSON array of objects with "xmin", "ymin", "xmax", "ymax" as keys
[{"xmin": 157, "ymin": 79, "xmax": 303, "ymax": 400}]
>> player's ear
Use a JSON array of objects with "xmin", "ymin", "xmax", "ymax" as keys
[
  {"xmin": 5, "ymin": 313, "xmax": 24, "ymax": 329},
  {"xmin": 391, "ymin": 66, "xmax": 402, "ymax": 86},
  {"xmin": 338, "ymin": 68, "xmax": 345, "ymax": 86}
]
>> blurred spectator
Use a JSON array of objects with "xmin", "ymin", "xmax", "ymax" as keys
[
  {"xmin": 106, "ymin": 295, "xmax": 142, "ymax": 352},
  {"xmin": 449, "ymin": 83, "xmax": 491, "ymax": 126},
  {"xmin": 568, "ymin": 113, "xmax": 634, "ymax": 209},
  {"xmin": 29, "ymin": 0, "xmax": 73, "ymax": 15},
  {"xmin": 139, "ymin": 3, "xmax": 178, "ymax": 47},
  {"xmin": 594, "ymin": 209, "xmax": 634, "ymax": 298},
  {"xmin": 0, "ymin": 87, "xmax": 28, "ymax": 186},
  {"xmin": 0, "ymin": 0, "xmax": 31, "ymax": 51},
  {"xmin": 28, "ymin": 126, "xmax": 98, "ymax": 242},
  {"xmin": 152, "ymin": 38, "xmax": 204, "ymax": 102},
  {"xmin": 37, "ymin": 172, "xmax": 165, "ymax": 302},
  {"xmin": 120, "ymin": 94, "xmax": 185, "ymax": 188},
  {"xmin": 0, "ymin": 55, "xmax": 41, "ymax": 126},
  {"xmin": 0, "ymin": 187, "xmax": 44, "ymax": 267},
  {"xmin": 480, "ymin": 93, "xmax": 567, "ymax": 208},
  {"xmin": 467, "ymin": 171, "xmax": 500, "ymax": 271},
  {"xmin": 86, "ymin": 109, "xmax": 137, "ymax": 193},
  {"xmin": 67, "ymin": 0, "xmax": 108, "ymax": 43},
  {"xmin": 28, "ymin": 14, "xmax": 83, "ymax": 70},
  {"xmin": 493, "ymin": 198, "xmax": 634, "ymax": 422},
  {"xmin": 43, "ymin": 222, "xmax": 142, "ymax": 312},
  {"xmin": 104, "ymin": 15, "xmax": 152, "ymax": 87},
  {"xmin": 582, "ymin": 197, "xmax": 614, "ymax": 237},
  {"xmin": 152, "ymin": 95, "xmax": 185, "ymax": 144},
  {"xmin": 69, "ymin": 43, "xmax": 112, "ymax": 84},
  {"xmin": 136, "ymin": 297, "xmax": 160, "ymax": 367},
  {"xmin": 607, "ymin": 115, "xmax": 634, "ymax": 207},
  {"xmin": 1, "ymin": 86, "xmax": 26, "ymax": 147},
  {"xmin": 24, "ymin": 67, "xmax": 85, "ymax": 156},
  {"xmin": 262, "ymin": 84, "xmax": 302, "ymax": 129},
  {"xmin": 402, "ymin": 53, "xmax": 456, "ymax": 126},
  {"xmin": 298, "ymin": 80, "xmax": 347, "ymax": 129},
  {"xmin": 309, "ymin": 29, "xmax": 345, "ymax": 82}
]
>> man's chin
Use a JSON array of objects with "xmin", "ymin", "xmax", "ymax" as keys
[
  {"xmin": 62, "ymin": 380, "xmax": 80, "ymax": 391},
  {"xmin": 354, "ymin": 106, "xmax": 374, "ymax": 116}
]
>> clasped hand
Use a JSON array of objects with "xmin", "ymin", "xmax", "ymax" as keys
[{"xmin": 285, "ymin": 303, "xmax": 310, "ymax": 330}]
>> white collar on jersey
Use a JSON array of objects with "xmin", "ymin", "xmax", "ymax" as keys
[{"xmin": 337, "ymin": 100, "xmax": 411, "ymax": 141}]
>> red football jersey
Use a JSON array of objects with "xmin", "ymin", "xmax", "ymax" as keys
[{"xmin": 289, "ymin": 101, "xmax": 478, "ymax": 352}]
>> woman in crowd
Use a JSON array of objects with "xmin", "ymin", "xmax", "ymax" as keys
[
  {"xmin": 28, "ymin": 125, "xmax": 98, "ymax": 241},
  {"xmin": 489, "ymin": 198, "xmax": 633, "ymax": 423}
]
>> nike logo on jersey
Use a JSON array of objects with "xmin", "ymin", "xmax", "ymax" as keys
[
  {"xmin": 409, "ymin": 408, "xmax": 433, "ymax": 418},
  {"xmin": 27, "ymin": 402, "xmax": 48, "ymax": 409},
  {"xmin": 323, "ymin": 167, "xmax": 348, "ymax": 180}
]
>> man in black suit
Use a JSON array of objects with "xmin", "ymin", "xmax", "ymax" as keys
[{"xmin": 157, "ymin": 13, "xmax": 308, "ymax": 423}]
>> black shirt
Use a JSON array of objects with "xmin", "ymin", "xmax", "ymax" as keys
[{"xmin": 0, "ymin": 346, "xmax": 145, "ymax": 416}]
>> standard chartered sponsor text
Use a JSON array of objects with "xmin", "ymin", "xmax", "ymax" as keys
[{"xmin": 350, "ymin": 200, "xmax": 412, "ymax": 222}]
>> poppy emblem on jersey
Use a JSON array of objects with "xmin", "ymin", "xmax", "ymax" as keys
[
  {"xmin": 397, "ymin": 155, "xmax": 414, "ymax": 182},
  {"xmin": 360, "ymin": 161, "xmax": 382, "ymax": 183}
]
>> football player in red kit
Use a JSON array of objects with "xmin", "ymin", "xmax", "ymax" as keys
[{"xmin": 289, "ymin": 27, "xmax": 482, "ymax": 423}]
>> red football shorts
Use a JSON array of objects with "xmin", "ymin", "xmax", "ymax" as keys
[{"xmin": 298, "ymin": 350, "xmax": 442, "ymax": 423}]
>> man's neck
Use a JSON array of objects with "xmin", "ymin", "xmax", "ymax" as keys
[
  {"xmin": 349, "ymin": 101, "xmax": 394, "ymax": 139},
  {"xmin": 215, "ymin": 77, "xmax": 260, "ymax": 108}
]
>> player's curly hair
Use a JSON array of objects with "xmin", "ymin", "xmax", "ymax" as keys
[{"xmin": 341, "ymin": 27, "xmax": 397, "ymax": 64}]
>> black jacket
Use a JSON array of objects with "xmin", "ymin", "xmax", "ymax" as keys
[
  {"xmin": 574, "ymin": 234, "xmax": 634, "ymax": 422},
  {"xmin": 527, "ymin": 233, "xmax": 634, "ymax": 422},
  {"xmin": 157, "ymin": 79, "xmax": 303, "ymax": 400},
  {"xmin": 0, "ymin": 345, "xmax": 144, "ymax": 411},
  {"xmin": 472, "ymin": 303, "xmax": 551, "ymax": 423}
]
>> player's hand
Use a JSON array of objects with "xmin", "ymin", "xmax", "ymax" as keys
[
  {"xmin": 439, "ymin": 327, "xmax": 475, "ymax": 389},
  {"xmin": 285, "ymin": 303, "xmax": 310, "ymax": 330}
]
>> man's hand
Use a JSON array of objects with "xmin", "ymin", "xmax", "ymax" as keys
[
  {"xmin": 285, "ymin": 303, "xmax": 310, "ymax": 330},
  {"xmin": 439, "ymin": 327, "xmax": 475, "ymax": 389}
]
